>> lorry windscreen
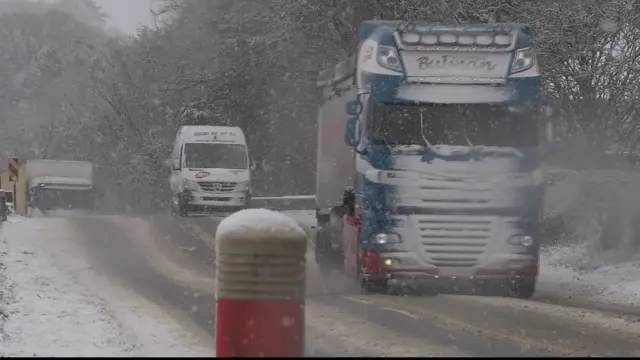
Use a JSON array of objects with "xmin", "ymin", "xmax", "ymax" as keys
[
  {"xmin": 369, "ymin": 103, "xmax": 538, "ymax": 148},
  {"xmin": 184, "ymin": 143, "xmax": 248, "ymax": 169}
]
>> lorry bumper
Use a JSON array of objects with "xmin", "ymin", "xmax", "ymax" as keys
[
  {"xmin": 360, "ymin": 251, "xmax": 538, "ymax": 289},
  {"xmin": 363, "ymin": 273, "xmax": 537, "ymax": 292}
]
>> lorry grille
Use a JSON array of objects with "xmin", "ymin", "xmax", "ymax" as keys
[
  {"xmin": 198, "ymin": 181, "xmax": 236, "ymax": 193},
  {"xmin": 415, "ymin": 215, "xmax": 494, "ymax": 267}
]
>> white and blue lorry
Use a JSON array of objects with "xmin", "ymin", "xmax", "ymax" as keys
[{"xmin": 315, "ymin": 21, "xmax": 553, "ymax": 298}]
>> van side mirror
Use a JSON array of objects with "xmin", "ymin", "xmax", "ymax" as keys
[
  {"xmin": 342, "ymin": 186, "xmax": 355, "ymax": 208},
  {"xmin": 543, "ymin": 105, "xmax": 559, "ymax": 144},
  {"xmin": 346, "ymin": 100, "xmax": 362, "ymax": 116},
  {"xmin": 171, "ymin": 159, "xmax": 180, "ymax": 170},
  {"xmin": 345, "ymin": 116, "xmax": 359, "ymax": 147},
  {"xmin": 545, "ymin": 120, "xmax": 555, "ymax": 144}
]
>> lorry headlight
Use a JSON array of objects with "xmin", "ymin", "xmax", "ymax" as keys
[
  {"xmin": 183, "ymin": 179, "xmax": 199, "ymax": 191},
  {"xmin": 508, "ymin": 235, "xmax": 534, "ymax": 246},
  {"xmin": 373, "ymin": 233, "xmax": 401, "ymax": 244},
  {"xmin": 377, "ymin": 45, "xmax": 403, "ymax": 72},
  {"xmin": 365, "ymin": 169, "xmax": 398, "ymax": 184},
  {"xmin": 510, "ymin": 47, "xmax": 535, "ymax": 74}
]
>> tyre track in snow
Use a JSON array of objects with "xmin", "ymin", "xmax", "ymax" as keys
[
  {"xmin": 147, "ymin": 215, "xmax": 217, "ymax": 276},
  {"xmin": 70, "ymin": 216, "xmax": 218, "ymax": 336},
  {"xmin": 70, "ymin": 215, "xmax": 384, "ymax": 357},
  {"xmin": 145, "ymin": 215, "xmax": 467, "ymax": 356}
]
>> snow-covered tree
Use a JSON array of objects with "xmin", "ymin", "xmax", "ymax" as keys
[{"xmin": 3, "ymin": 0, "xmax": 640, "ymax": 211}]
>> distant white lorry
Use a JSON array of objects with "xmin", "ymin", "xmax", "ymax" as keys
[
  {"xmin": 168, "ymin": 125, "xmax": 251, "ymax": 217},
  {"xmin": 25, "ymin": 159, "xmax": 94, "ymax": 212}
]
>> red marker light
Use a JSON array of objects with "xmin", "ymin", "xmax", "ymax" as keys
[{"xmin": 195, "ymin": 171, "xmax": 210, "ymax": 179}]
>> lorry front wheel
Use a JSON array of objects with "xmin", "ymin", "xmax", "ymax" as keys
[
  {"xmin": 178, "ymin": 204, "xmax": 188, "ymax": 217},
  {"xmin": 360, "ymin": 279, "xmax": 388, "ymax": 294},
  {"xmin": 509, "ymin": 278, "xmax": 536, "ymax": 299}
]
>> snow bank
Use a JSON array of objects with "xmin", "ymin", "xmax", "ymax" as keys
[
  {"xmin": 0, "ymin": 218, "xmax": 133, "ymax": 357},
  {"xmin": 538, "ymin": 167, "xmax": 640, "ymax": 306},
  {"xmin": 540, "ymin": 244, "xmax": 640, "ymax": 306},
  {"xmin": 216, "ymin": 208, "xmax": 306, "ymax": 239},
  {"xmin": 0, "ymin": 217, "xmax": 214, "ymax": 357},
  {"xmin": 542, "ymin": 169, "xmax": 640, "ymax": 262}
]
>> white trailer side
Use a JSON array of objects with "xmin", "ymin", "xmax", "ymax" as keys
[
  {"xmin": 315, "ymin": 57, "xmax": 357, "ymax": 213},
  {"xmin": 25, "ymin": 160, "xmax": 93, "ymax": 189}
]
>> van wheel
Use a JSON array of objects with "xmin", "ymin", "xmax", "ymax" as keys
[{"xmin": 178, "ymin": 200, "xmax": 188, "ymax": 217}]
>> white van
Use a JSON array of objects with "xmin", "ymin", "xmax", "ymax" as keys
[{"xmin": 168, "ymin": 125, "xmax": 251, "ymax": 216}]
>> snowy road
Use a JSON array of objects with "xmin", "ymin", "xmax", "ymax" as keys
[
  {"xmin": 0, "ymin": 216, "xmax": 214, "ymax": 357},
  {"xmin": 4, "ymin": 212, "xmax": 640, "ymax": 356},
  {"xmin": 76, "ymin": 213, "xmax": 640, "ymax": 356}
]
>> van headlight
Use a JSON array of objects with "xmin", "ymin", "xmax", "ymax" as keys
[
  {"xmin": 236, "ymin": 181, "xmax": 251, "ymax": 192},
  {"xmin": 182, "ymin": 179, "xmax": 199, "ymax": 191}
]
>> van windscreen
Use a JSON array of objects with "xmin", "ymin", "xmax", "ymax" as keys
[{"xmin": 184, "ymin": 143, "xmax": 248, "ymax": 169}]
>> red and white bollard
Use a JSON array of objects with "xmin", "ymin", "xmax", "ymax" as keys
[{"xmin": 215, "ymin": 209, "xmax": 307, "ymax": 357}]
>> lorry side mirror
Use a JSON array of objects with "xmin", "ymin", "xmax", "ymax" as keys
[
  {"xmin": 345, "ymin": 116, "xmax": 359, "ymax": 147},
  {"xmin": 171, "ymin": 159, "xmax": 181, "ymax": 170},
  {"xmin": 342, "ymin": 186, "xmax": 355, "ymax": 208},
  {"xmin": 346, "ymin": 100, "xmax": 362, "ymax": 116}
]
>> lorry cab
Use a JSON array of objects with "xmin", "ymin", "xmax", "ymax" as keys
[{"xmin": 169, "ymin": 125, "xmax": 251, "ymax": 217}]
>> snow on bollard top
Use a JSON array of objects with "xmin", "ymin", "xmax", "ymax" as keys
[
  {"xmin": 215, "ymin": 208, "xmax": 306, "ymax": 241},
  {"xmin": 214, "ymin": 208, "xmax": 307, "ymax": 301}
]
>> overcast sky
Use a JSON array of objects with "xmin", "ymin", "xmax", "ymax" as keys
[
  {"xmin": 0, "ymin": 0, "xmax": 158, "ymax": 35},
  {"xmin": 95, "ymin": 0, "xmax": 155, "ymax": 34}
]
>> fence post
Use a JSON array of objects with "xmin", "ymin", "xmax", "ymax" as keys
[{"xmin": 215, "ymin": 208, "xmax": 307, "ymax": 357}]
